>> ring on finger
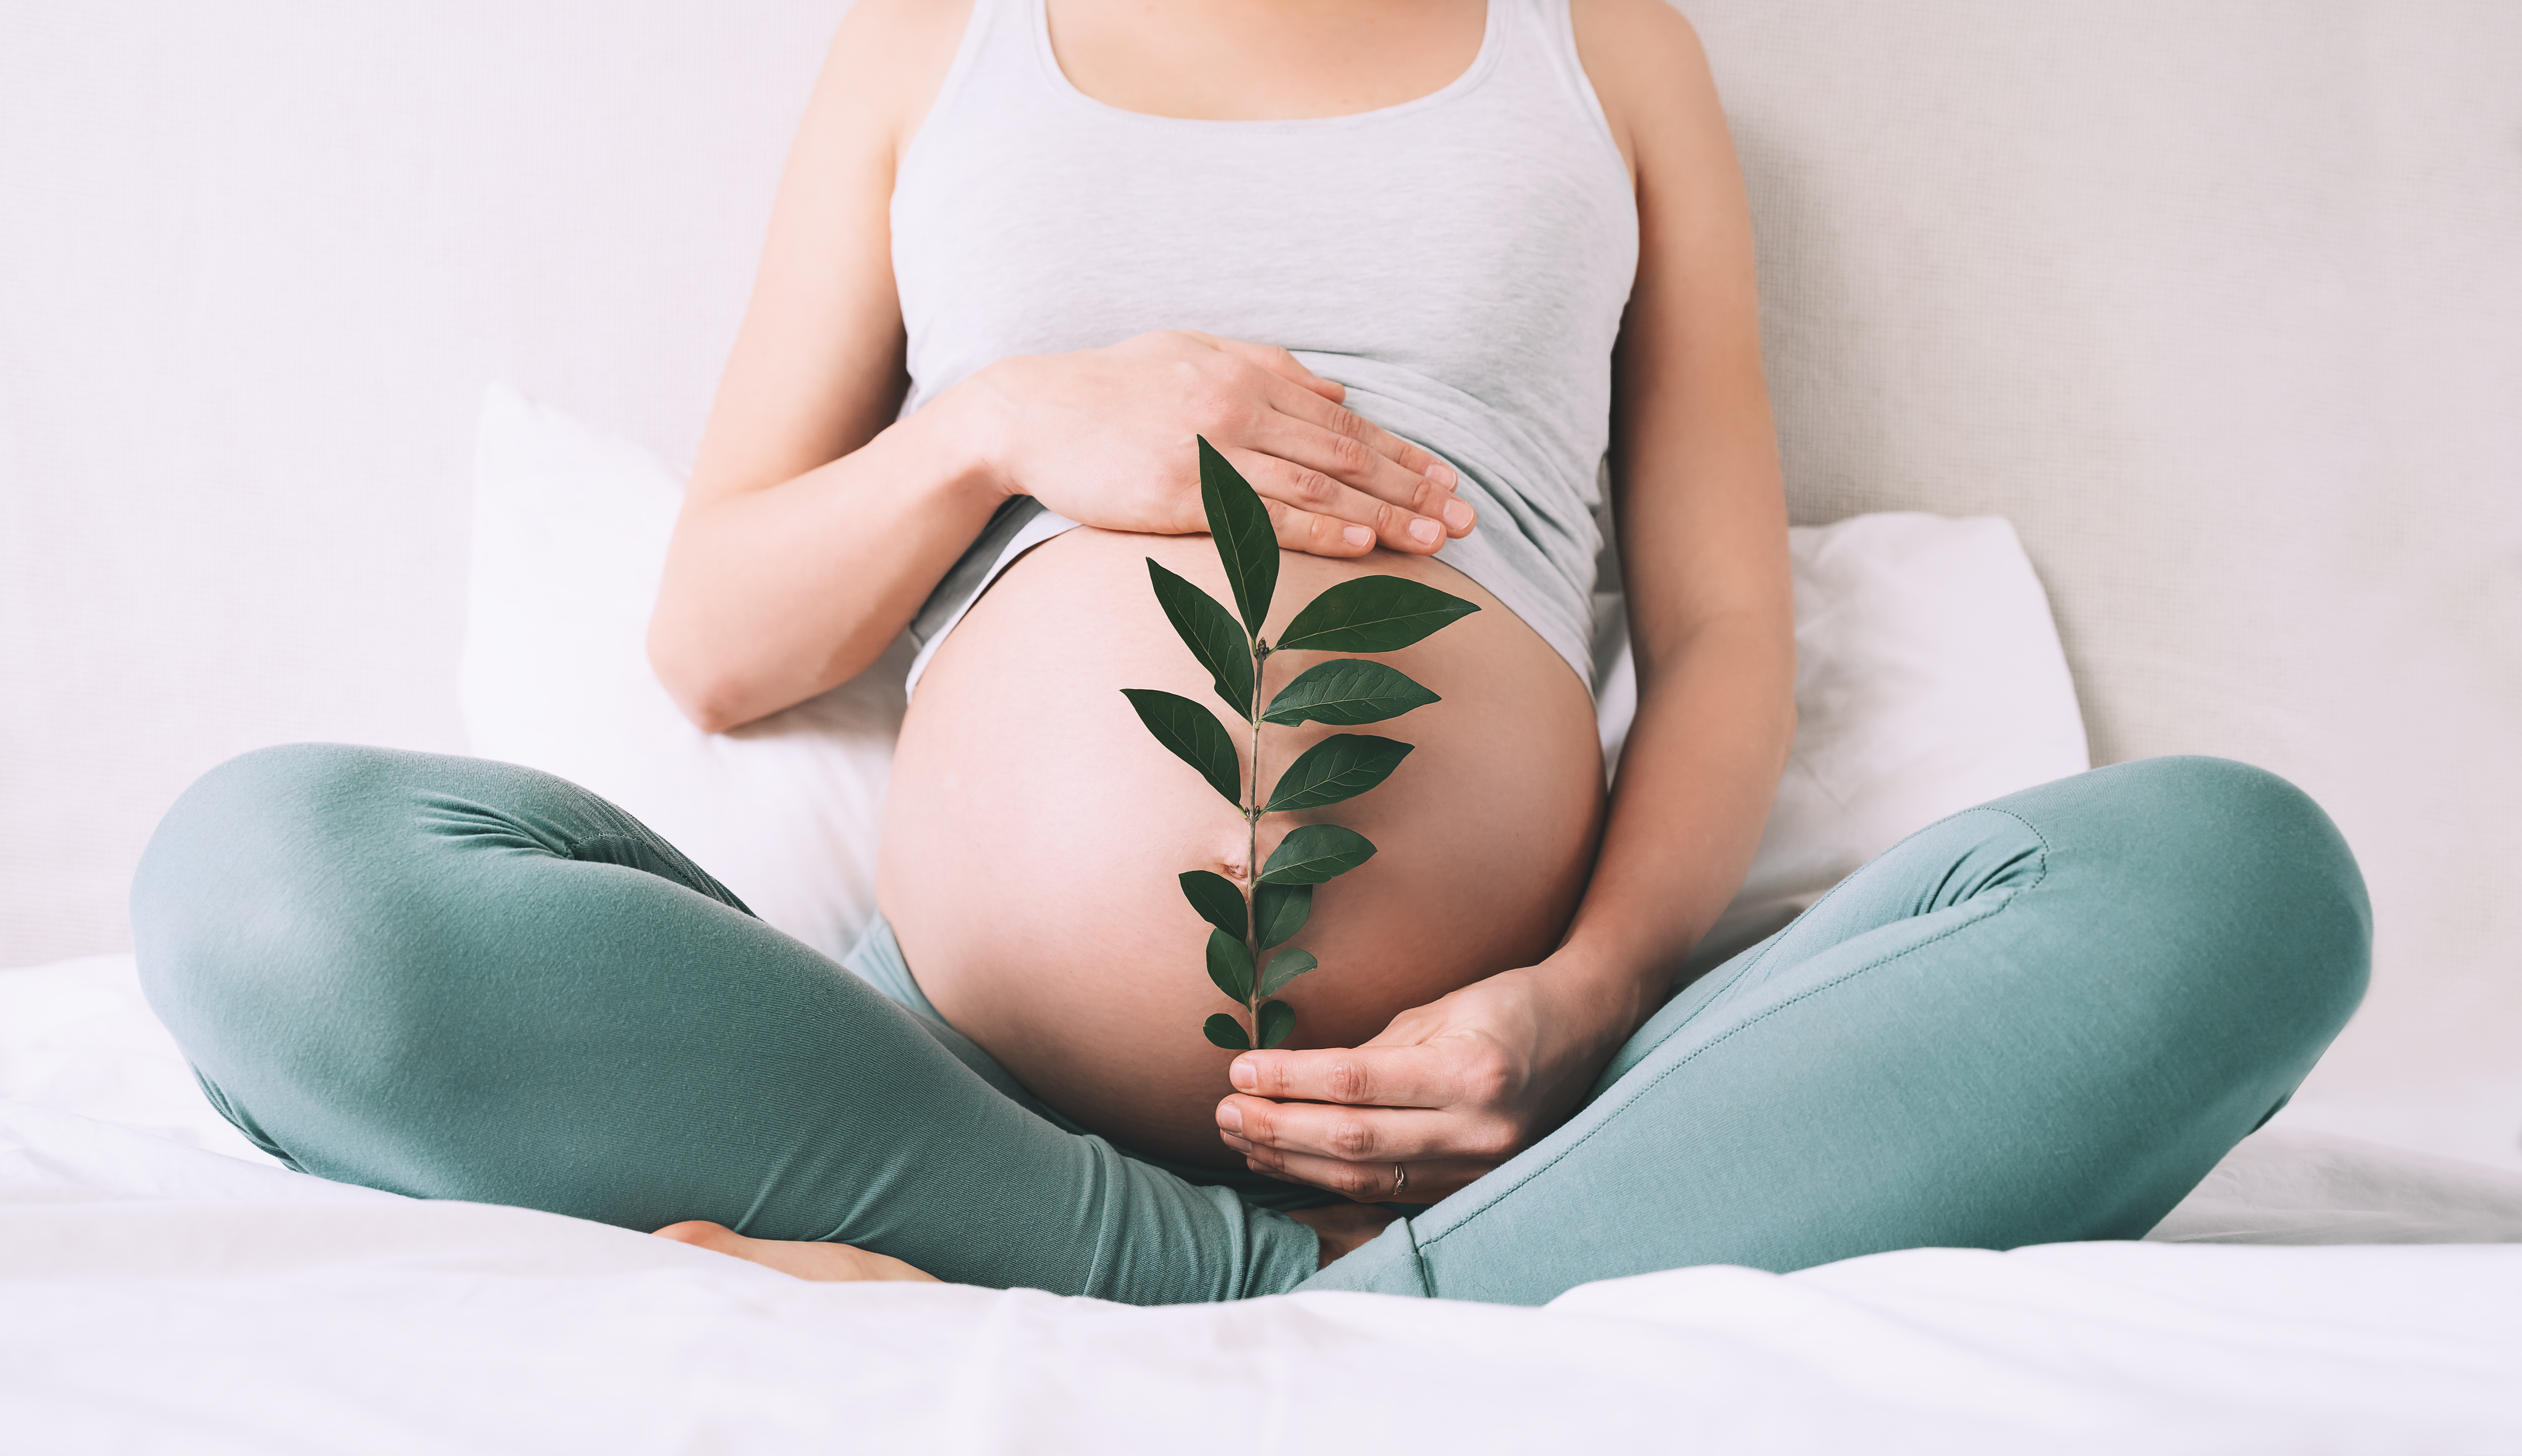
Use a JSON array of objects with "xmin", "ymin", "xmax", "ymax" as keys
[{"xmin": 1392, "ymin": 1163, "xmax": 1408, "ymax": 1197}]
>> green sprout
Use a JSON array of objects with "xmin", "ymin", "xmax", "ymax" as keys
[{"xmin": 1124, "ymin": 438, "xmax": 1478, "ymax": 1051}]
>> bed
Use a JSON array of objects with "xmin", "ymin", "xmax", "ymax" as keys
[{"xmin": 6, "ymin": 951, "xmax": 2521, "ymax": 1451}]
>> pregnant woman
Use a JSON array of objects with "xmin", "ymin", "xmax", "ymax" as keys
[{"xmin": 133, "ymin": 0, "xmax": 2371, "ymax": 1305}]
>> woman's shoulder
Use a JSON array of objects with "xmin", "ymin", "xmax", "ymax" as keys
[
  {"xmin": 828, "ymin": 0, "xmax": 973, "ymax": 59},
  {"xmin": 1568, "ymin": 0, "xmax": 1723, "ymax": 182},
  {"xmin": 813, "ymin": 0, "xmax": 977, "ymax": 166},
  {"xmin": 1568, "ymin": 0, "xmax": 1709, "ymax": 69}
]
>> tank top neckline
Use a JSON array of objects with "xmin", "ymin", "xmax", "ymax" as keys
[{"xmin": 1026, "ymin": 0, "xmax": 1507, "ymax": 132}]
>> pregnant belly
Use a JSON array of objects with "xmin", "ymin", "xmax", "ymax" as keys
[{"xmin": 878, "ymin": 528, "xmax": 1604, "ymax": 1168}]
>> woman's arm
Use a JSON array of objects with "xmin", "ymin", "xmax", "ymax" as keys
[
  {"xmin": 1552, "ymin": 0, "xmax": 1796, "ymax": 1032},
  {"xmin": 652, "ymin": 1, "xmax": 1477, "ymax": 732},
  {"xmin": 649, "ymin": 0, "xmax": 983, "ymax": 732},
  {"xmin": 1212, "ymin": 0, "xmax": 1794, "ymax": 1202}
]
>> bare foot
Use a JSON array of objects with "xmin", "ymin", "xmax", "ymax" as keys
[
  {"xmin": 1289, "ymin": 1203, "xmax": 1401, "ymax": 1268},
  {"xmin": 651, "ymin": 1221, "xmax": 940, "ymax": 1283}
]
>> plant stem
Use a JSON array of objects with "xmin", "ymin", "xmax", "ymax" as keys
[{"xmin": 1245, "ymin": 638, "xmax": 1267, "ymax": 1039}]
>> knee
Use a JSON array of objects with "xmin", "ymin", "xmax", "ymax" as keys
[
  {"xmin": 131, "ymin": 745, "xmax": 422, "ymax": 1039},
  {"xmin": 152, "ymin": 741, "xmax": 388, "ymax": 822},
  {"xmin": 2107, "ymin": 756, "xmax": 2372, "ymax": 1034},
  {"xmin": 134, "ymin": 745, "xmax": 399, "ymax": 921},
  {"xmin": 2123, "ymin": 756, "xmax": 2366, "ymax": 908},
  {"xmin": 187, "ymin": 740, "xmax": 404, "ymax": 811}
]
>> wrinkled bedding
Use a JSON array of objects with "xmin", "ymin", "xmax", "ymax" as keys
[{"xmin": 6, "ymin": 953, "xmax": 2521, "ymax": 1453}]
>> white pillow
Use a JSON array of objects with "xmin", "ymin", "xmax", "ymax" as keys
[
  {"xmin": 461, "ymin": 385, "xmax": 909, "ymax": 961},
  {"xmin": 1596, "ymin": 512, "xmax": 2091, "ymax": 978},
  {"xmin": 464, "ymin": 386, "xmax": 2088, "ymax": 972}
]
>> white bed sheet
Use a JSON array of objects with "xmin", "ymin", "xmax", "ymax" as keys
[{"xmin": 6, "ymin": 954, "xmax": 2521, "ymax": 1452}]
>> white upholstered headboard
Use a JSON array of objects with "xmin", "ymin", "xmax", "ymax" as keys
[{"xmin": 3, "ymin": 2, "xmax": 2514, "ymax": 1165}]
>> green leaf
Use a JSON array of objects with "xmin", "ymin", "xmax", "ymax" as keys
[
  {"xmin": 1261, "ymin": 659, "xmax": 1440, "ymax": 727},
  {"xmin": 1259, "ymin": 824, "xmax": 1378, "ymax": 885},
  {"xmin": 1263, "ymin": 734, "xmax": 1414, "ymax": 812},
  {"xmin": 1257, "ymin": 948, "xmax": 1317, "ymax": 998},
  {"xmin": 1120, "ymin": 689, "xmax": 1244, "ymax": 807},
  {"xmin": 1274, "ymin": 575, "xmax": 1479, "ymax": 654},
  {"xmin": 1254, "ymin": 882, "xmax": 1311, "ymax": 949},
  {"xmin": 1178, "ymin": 871, "xmax": 1248, "ymax": 941},
  {"xmin": 1256, "ymin": 999, "xmax": 1296, "ymax": 1049},
  {"xmin": 1203, "ymin": 1014, "xmax": 1251, "ymax": 1050},
  {"xmin": 1147, "ymin": 559, "xmax": 1254, "ymax": 717},
  {"xmin": 1197, "ymin": 436, "xmax": 1277, "ymax": 639},
  {"xmin": 1206, "ymin": 929, "xmax": 1254, "ymax": 1003}
]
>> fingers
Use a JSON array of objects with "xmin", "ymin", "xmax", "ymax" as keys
[
  {"xmin": 1252, "ymin": 395, "xmax": 1474, "ymax": 556},
  {"xmin": 1261, "ymin": 373, "xmax": 1462, "ymax": 496},
  {"xmin": 1217, "ymin": 1091, "xmax": 1523, "ymax": 1166},
  {"xmin": 1217, "ymin": 1041, "xmax": 1528, "ymax": 1197},
  {"xmin": 1256, "ymin": 491, "xmax": 1379, "ymax": 558},
  {"xmin": 1218, "ymin": 1096, "xmax": 1455, "ymax": 1162},
  {"xmin": 1222, "ymin": 445, "xmax": 1465, "ymax": 560},
  {"xmin": 1194, "ymin": 332, "xmax": 1347, "ymax": 403},
  {"xmin": 1180, "ymin": 331, "xmax": 1476, "ymax": 557},
  {"xmin": 1236, "ymin": 1142, "xmax": 1497, "ymax": 1204},
  {"xmin": 1228, "ymin": 1043, "xmax": 1463, "ymax": 1109},
  {"xmin": 1213, "ymin": 444, "xmax": 1387, "ymax": 557},
  {"xmin": 1248, "ymin": 426, "xmax": 1471, "ymax": 555},
  {"xmin": 1218, "ymin": 1089, "xmax": 1518, "ymax": 1203}
]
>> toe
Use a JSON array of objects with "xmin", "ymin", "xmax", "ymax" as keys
[{"xmin": 651, "ymin": 1219, "xmax": 741, "ymax": 1252}]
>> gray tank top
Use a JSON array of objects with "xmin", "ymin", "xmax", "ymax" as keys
[{"xmin": 894, "ymin": 0, "xmax": 1638, "ymax": 690}]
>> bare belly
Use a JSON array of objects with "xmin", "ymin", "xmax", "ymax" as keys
[{"xmin": 878, "ymin": 528, "xmax": 1604, "ymax": 1167}]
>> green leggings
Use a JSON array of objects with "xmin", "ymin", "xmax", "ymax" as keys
[{"xmin": 130, "ymin": 747, "xmax": 2367, "ymax": 1306}]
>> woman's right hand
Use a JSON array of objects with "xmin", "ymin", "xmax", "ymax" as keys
[{"xmin": 959, "ymin": 330, "xmax": 1477, "ymax": 557}]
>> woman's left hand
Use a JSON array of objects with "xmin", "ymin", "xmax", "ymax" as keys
[{"xmin": 1213, "ymin": 964, "xmax": 1637, "ymax": 1204}]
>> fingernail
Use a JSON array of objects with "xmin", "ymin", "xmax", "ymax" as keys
[
  {"xmin": 1221, "ymin": 1132, "xmax": 1252, "ymax": 1153},
  {"xmin": 1408, "ymin": 518, "xmax": 1441, "ymax": 546},
  {"xmin": 1428, "ymin": 462, "xmax": 1460, "ymax": 488},
  {"xmin": 1229, "ymin": 1059, "xmax": 1256, "ymax": 1092},
  {"xmin": 1442, "ymin": 499, "xmax": 1474, "ymax": 531},
  {"xmin": 1342, "ymin": 524, "xmax": 1373, "ymax": 547},
  {"xmin": 1217, "ymin": 1102, "xmax": 1243, "ymax": 1134}
]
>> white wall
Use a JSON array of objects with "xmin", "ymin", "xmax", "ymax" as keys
[
  {"xmin": 4, "ymin": 2, "xmax": 2516, "ymax": 1164},
  {"xmin": 1684, "ymin": 0, "xmax": 2522, "ymax": 1165},
  {"xmin": 3, "ymin": 0, "xmax": 834, "ymax": 962}
]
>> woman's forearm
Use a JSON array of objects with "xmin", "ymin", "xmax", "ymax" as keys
[
  {"xmin": 648, "ymin": 329, "xmax": 1462, "ymax": 734},
  {"xmin": 647, "ymin": 382, "xmax": 1008, "ymax": 733},
  {"xmin": 1549, "ymin": 612, "xmax": 1797, "ymax": 1044}
]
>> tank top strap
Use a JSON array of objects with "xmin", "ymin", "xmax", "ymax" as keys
[
  {"xmin": 1424, "ymin": 0, "xmax": 1590, "ymax": 111},
  {"xmin": 912, "ymin": 0, "xmax": 1057, "ymax": 145}
]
